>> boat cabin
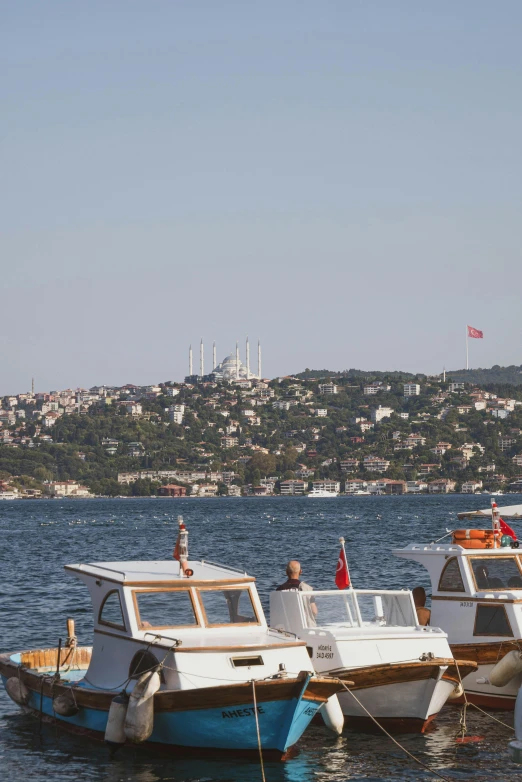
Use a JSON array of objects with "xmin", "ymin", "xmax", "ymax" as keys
[
  {"xmin": 270, "ymin": 587, "xmax": 451, "ymax": 672},
  {"xmin": 66, "ymin": 558, "xmax": 311, "ymax": 691},
  {"xmin": 393, "ymin": 543, "xmax": 522, "ymax": 646}
]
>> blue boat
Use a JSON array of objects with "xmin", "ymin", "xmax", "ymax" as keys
[{"xmin": 0, "ymin": 519, "xmax": 342, "ymax": 757}]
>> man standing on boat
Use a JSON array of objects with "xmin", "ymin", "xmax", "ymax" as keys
[{"xmin": 277, "ymin": 560, "xmax": 318, "ymax": 617}]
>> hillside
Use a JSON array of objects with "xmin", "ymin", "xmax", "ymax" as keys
[{"xmin": 2, "ymin": 374, "xmax": 522, "ymax": 497}]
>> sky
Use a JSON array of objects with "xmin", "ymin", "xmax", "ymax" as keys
[{"xmin": 2, "ymin": 1, "xmax": 522, "ymax": 394}]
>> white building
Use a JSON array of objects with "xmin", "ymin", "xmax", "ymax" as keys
[
  {"xmin": 371, "ymin": 406, "xmax": 394, "ymax": 423},
  {"xmin": 404, "ymin": 384, "xmax": 421, "ymax": 397},
  {"xmin": 280, "ymin": 479, "xmax": 308, "ymax": 496},
  {"xmin": 461, "ymin": 481, "xmax": 483, "ymax": 494},
  {"xmin": 449, "ymin": 383, "xmax": 466, "ymax": 393},
  {"xmin": 312, "ymin": 480, "xmax": 340, "ymax": 493},
  {"xmin": 318, "ymin": 384, "xmax": 338, "ymax": 395},
  {"xmin": 315, "ymin": 409, "xmax": 328, "ymax": 417}
]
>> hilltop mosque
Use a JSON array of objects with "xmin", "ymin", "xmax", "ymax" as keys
[{"xmin": 186, "ymin": 337, "xmax": 261, "ymax": 382}]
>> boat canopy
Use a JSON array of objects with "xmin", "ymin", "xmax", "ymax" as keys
[
  {"xmin": 457, "ymin": 503, "xmax": 522, "ymax": 521},
  {"xmin": 65, "ymin": 559, "xmax": 250, "ymax": 584}
]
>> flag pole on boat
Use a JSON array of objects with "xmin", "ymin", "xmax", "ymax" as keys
[
  {"xmin": 173, "ymin": 515, "xmax": 193, "ymax": 577},
  {"xmin": 491, "ymin": 499, "xmax": 500, "ymax": 548}
]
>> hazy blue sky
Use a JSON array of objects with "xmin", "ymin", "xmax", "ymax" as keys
[{"xmin": 2, "ymin": 1, "xmax": 521, "ymax": 394}]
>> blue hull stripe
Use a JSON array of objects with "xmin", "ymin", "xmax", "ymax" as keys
[{"xmin": 2, "ymin": 676, "xmax": 320, "ymax": 752}]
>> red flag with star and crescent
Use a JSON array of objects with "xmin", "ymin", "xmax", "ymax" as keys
[
  {"xmin": 467, "ymin": 326, "xmax": 483, "ymax": 339},
  {"xmin": 335, "ymin": 546, "xmax": 350, "ymax": 589},
  {"xmin": 500, "ymin": 517, "xmax": 517, "ymax": 541}
]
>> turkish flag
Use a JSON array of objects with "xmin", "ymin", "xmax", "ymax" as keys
[
  {"xmin": 467, "ymin": 326, "xmax": 483, "ymax": 339},
  {"xmin": 500, "ymin": 517, "xmax": 517, "ymax": 541},
  {"xmin": 335, "ymin": 547, "xmax": 350, "ymax": 589}
]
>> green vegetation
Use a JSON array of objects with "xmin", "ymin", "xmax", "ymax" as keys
[{"xmin": 2, "ymin": 369, "xmax": 522, "ymax": 496}]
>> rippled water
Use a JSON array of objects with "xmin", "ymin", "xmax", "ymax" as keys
[{"xmin": 1, "ymin": 495, "xmax": 521, "ymax": 782}]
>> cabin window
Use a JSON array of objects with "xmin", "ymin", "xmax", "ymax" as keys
[
  {"xmin": 470, "ymin": 557, "xmax": 522, "ymax": 590},
  {"xmin": 134, "ymin": 589, "xmax": 198, "ymax": 629},
  {"xmin": 99, "ymin": 590, "xmax": 126, "ymax": 630},
  {"xmin": 474, "ymin": 604, "xmax": 513, "ymax": 637},
  {"xmin": 198, "ymin": 588, "xmax": 258, "ymax": 626},
  {"xmin": 438, "ymin": 558, "xmax": 465, "ymax": 592}
]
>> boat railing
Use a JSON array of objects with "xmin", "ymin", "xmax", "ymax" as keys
[
  {"xmin": 200, "ymin": 559, "xmax": 248, "ymax": 575},
  {"xmin": 82, "ymin": 563, "xmax": 129, "ymax": 579}
]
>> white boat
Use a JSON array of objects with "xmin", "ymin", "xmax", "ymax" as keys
[
  {"xmin": 270, "ymin": 586, "xmax": 476, "ymax": 733},
  {"xmin": 307, "ymin": 489, "xmax": 339, "ymax": 498},
  {"xmin": 0, "ymin": 519, "xmax": 342, "ymax": 757},
  {"xmin": 394, "ymin": 501, "xmax": 522, "ymax": 709}
]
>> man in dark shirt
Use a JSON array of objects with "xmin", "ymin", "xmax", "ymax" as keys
[{"xmin": 277, "ymin": 560, "xmax": 317, "ymax": 618}]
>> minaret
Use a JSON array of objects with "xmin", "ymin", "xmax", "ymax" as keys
[
  {"xmin": 257, "ymin": 339, "xmax": 262, "ymax": 379},
  {"xmin": 235, "ymin": 341, "xmax": 240, "ymax": 379},
  {"xmin": 189, "ymin": 345, "xmax": 193, "ymax": 377},
  {"xmin": 213, "ymin": 341, "xmax": 217, "ymax": 371},
  {"xmin": 200, "ymin": 338, "xmax": 204, "ymax": 378},
  {"xmin": 443, "ymin": 366, "xmax": 446, "ymax": 383},
  {"xmin": 246, "ymin": 336, "xmax": 250, "ymax": 379}
]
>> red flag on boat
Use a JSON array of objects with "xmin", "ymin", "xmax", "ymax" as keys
[
  {"xmin": 467, "ymin": 325, "xmax": 483, "ymax": 339},
  {"xmin": 499, "ymin": 517, "xmax": 517, "ymax": 541},
  {"xmin": 335, "ymin": 545, "xmax": 350, "ymax": 589}
]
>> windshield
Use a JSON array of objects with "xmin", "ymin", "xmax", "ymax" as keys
[
  {"xmin": 301, "ymin": 591, "xmax": 417, "ymax": 629},
  {"xmin": 198, "ymin": 588, "xmax": 258, "ymax": 625},
  {"xmin": 135, "ymin": 589, "xmax": 198, "ymax": 629},
  {"xmin": 470, "ymin": 557, "xmax": 522, "ymax": 590}
]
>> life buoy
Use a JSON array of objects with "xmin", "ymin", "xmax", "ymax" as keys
[{"xmin": 452, "ymin": 529, "xmax": 498, "ymax": 549}]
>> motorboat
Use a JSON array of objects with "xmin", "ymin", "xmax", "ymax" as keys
[
  {"xmin": 394, "ymin": 500, "xmax": 522, "ymax": 709},
  {"xmin": 0, "ymin": 518, "xmax": 343, "ymax": 757},
  {"xmin": 307, "ymin": 489, "xmax": 339, "ymax": 498},
  {"xmin": 270, "ymin": 585, "xmax": 476, "ymax": 733}
]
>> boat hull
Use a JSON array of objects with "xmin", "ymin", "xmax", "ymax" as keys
[
  {"xmin": 332, "ymin": 659, "xmax": 477, "ymax": 733},
  {"xmin": 0, "ymin": 651, "xmax": 340, "ymax": 757},
  {"xmin": 450, "ymin": 641, "xmax": 522, "ymax": 710}
]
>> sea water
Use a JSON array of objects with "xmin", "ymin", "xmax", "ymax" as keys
[{"xmin": 1, "ymin": 495, "xmax": 521, "ymax": 782}]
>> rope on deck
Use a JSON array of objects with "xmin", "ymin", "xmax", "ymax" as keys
[
  {"xmin": 338, "ymin": 681, "xmax": 452, "ymax": 782},
  {"xmin": 251, "ymin": 679, "xmax": 266, "ymax": 782}
]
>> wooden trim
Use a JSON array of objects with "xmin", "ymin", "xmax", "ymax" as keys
[
  {"xmin": 437, "ymin": 557, "xmax": 466, "ymax": 593},
  {"xmin": 98, "ymin": 589, "xmax": 127, "ymax": 632},
  {"xmin": 432, "ymin": 595, "xmax": 522, "ymax": 604},
  {"xmin": 329, "ymin": 658, "xmax": 476, "ymax": 691},
  {"xmin": 196, "ymin": 586, "xmax": 262, "ymax": 628},
  {"xmin": 126, "ymin": 578, "xmax": 255, "ymax": 588},
  {"xmin": 473, "ymin": 603, "xmax": 514, "ymax": 638},
  {"xmin": 0, "ymin": 653, "xmax": 339, "ymax": 714},
  {"xmin": 450, "ymin": 638, "xmax": 522, "ymax": 665},
  {"xmin": 132, "ymin": 588, "xmax": 200, "ymax": 631},
  {"xmin": 468, "ymin": 554, "xmax": 522, "ymax": 593}
]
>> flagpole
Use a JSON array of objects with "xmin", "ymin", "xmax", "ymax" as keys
[{"xmin": 466, "ymin": 325, "xmax": 469, "ymax": 371}]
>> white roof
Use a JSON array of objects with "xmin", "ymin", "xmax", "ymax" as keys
[
  {"xmin": 457, "ymin": 503, "xmax": 522, "ymax": 520},
  {"xmin": 394, "ymin": 542, "xmax": 518, "ymax": 558},
  {"xmin": 65, "ymin": 559, "xmax": 250, "ymax": 584}
]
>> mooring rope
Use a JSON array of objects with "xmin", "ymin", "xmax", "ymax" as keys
[
  {"xmin": 338, "ymin": 681, "xmax": 451, "ymax": 782},
  {"xmin": 251, "ymin": 679, "xmax": 266, "ymax": 782},
  {"xmin": 452, "ymin": 657, "xmax": 515, "ymax": 733}
]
